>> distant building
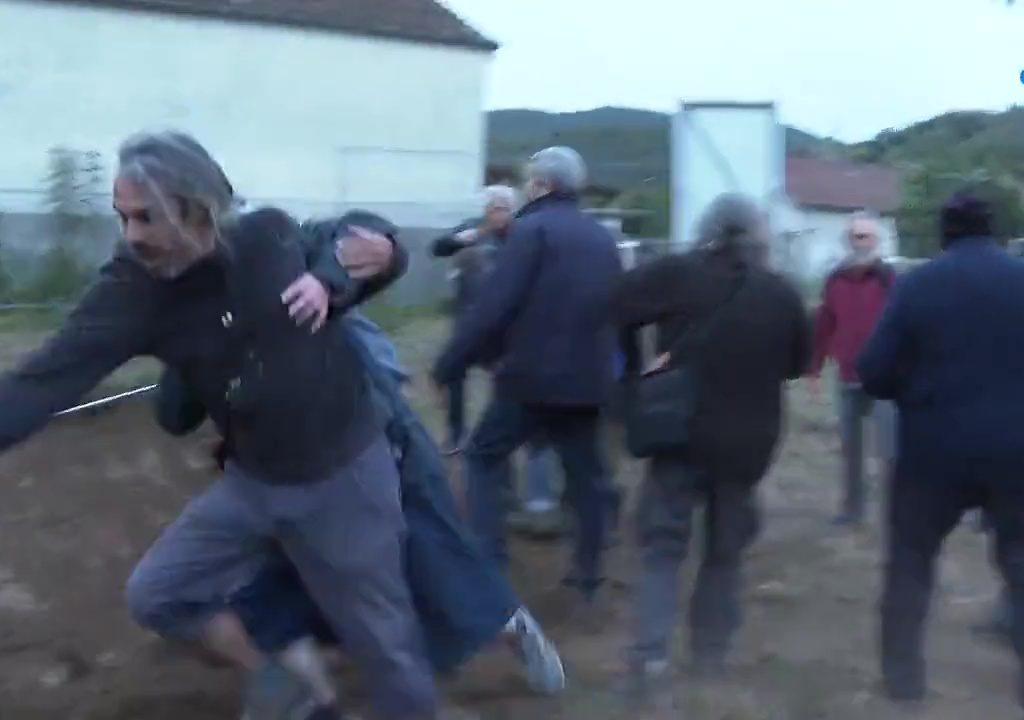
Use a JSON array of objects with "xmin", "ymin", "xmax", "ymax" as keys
[
  {"xmin": 0, "ymin": 0, "xmax": 495, "ymax": 302},
  {"xmin": 775, "ymin": 156, "xmax": 903, "ymax": 280}
]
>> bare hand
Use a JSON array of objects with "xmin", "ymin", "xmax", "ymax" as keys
[
  {"xmin": 643, "ymin": 352, "xmax": 671, "ymax": 375},
  {"xmin": 454, "ymin": 228, "xmax": 479, "ymax": 245},
  {"xmin": 281, "ymin": 272, "xmax": 329, "ymax": 333},
  {"xmin": 337, "ymin": 226, "xmax": 394, "ymax": 279}
]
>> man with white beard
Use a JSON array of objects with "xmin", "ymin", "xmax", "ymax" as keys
[{"xmin": 807, "ymin": 211, "xmax": 896, "ymax": 527}]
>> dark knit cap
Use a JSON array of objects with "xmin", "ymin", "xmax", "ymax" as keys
[{"xmin": 941, "ymin": 191, "xmax": 993, "ymax": 245}]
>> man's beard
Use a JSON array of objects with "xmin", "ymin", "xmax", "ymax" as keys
[
  {"xmin": 846, "ymin": 247, "xmax": 879, "ymax": 266},
  {"xmin": 133, "ymin": 243, "xmax": 209, "ymax": 279}
]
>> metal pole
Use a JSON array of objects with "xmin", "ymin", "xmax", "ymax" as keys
[{"xmin": 53, "ymin": 384, "xmax": 158, "ymax": 418}]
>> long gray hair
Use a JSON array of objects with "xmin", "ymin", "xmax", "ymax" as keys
[
  {"xmin": 692, "ymin": 193, "xmax": 769, "ymax": 266},
  {"xmin": 116, "ymin": 130, "xmax": 239, "ymax": 239}
]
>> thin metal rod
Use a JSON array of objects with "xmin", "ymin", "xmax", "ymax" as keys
[{"xmin": 53, "ymin": 384, "xmax": 158, "ymax": 418}]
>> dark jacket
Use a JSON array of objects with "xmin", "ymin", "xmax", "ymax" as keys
[
  {"xmin": 810, "ymin": 260, "xmax": 894, "ymax": 383},
  {"xmin": 155, "ymin": 313, "xmax": 520, "ymax": 673},
  {"xmin": 430, "ymin": 218, "xmax": 506, "ymax": 315},
  {"xmin": 433, "ymin": 192, "xmax": 623, "ymax": 407},
  {"xmin": 612, "ymin": 250, "xmax": 811, "ymax": 483},
  {"xmin": 858, "ymin": 238, "xmax": 1024, "ymax": 466},
  {"xmin": 0, "ymin": 208, "xmax": 407, "ymax": 484}
]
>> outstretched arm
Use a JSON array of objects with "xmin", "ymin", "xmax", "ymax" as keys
[
  {"xmin": 432, "ymin": 220, "xmax": 542, "ymax": 384},
  {"xmin": 808, "ymin": 279, "xmax": 837, "ymax": 377},
  {"xmin": 430, "ymin": 219, "xmax": 480, "ymax": 258},
  {"xmin": 857, "ymin": 278, "xmax": 914, "ymax": 400},
  {"xmin": 0, "ymin": 256, "xmax": 154, "ymax": 451},
  {"xmin": 610, "ymin": 254, "xmax": 693, "ymax": 330}
]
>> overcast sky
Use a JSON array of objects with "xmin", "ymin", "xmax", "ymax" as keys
[{"xmin": 442, "ymin": 0, "xmax": 1024, "ymax": 143}]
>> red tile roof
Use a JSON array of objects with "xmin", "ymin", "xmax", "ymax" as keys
[
  {"xmin": 41, "ymin": 0, "xmax": 497, "ymax": 51},
  {"xmin": 786, "ymin": 156, "xmax": 903, "ymax": 214}
]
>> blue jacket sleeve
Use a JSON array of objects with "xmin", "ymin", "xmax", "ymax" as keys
[
  {"xmin": 857, "ymin": 277, "xmax": 914, "ymax": 400},
  {"xmin": 432, "ymin": 220, "xmax": 543, "ymax": 384}
]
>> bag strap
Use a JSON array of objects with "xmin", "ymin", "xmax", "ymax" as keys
[
  {"xmin": 664, "ymin": 272, "xmax": 748, "ymax": 360},
  {"xmin": 621, "ymin": 271, "xmax": 748, "ymax": 379}
]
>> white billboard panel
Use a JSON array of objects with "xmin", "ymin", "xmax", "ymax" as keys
[{"xmin": 670, "ymin": 102, "xmax": 785, "ymax": 248}]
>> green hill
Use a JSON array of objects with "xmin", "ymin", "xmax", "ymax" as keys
[
  {"xmin": 486, "ymin": 106, "xmax": 842, "ymax": 190},
  {"xmin": 487, "ymin": 105, "xmax": 1024, "ymax": 191}
]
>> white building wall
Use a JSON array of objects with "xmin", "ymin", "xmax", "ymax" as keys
[
  {"xmin": 0, "ymin": 0, "xmax": 490, "ymax": 226},
  {"xmin": 671, "ymin": 102, "xmax": 785, "ymax": 248},
  {"xmin": 774, "ymin": 200, "xmax": 900, "ymax": 282}
]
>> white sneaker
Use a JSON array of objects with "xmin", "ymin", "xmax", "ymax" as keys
[
  {"xmin": 524, "ymin": 499, "xmax": 558, "ymax": 514},
  {"xmin": 242, "ymin": 661, "xmax": 321, "ymax": 720},
  {"xmin": 507, "ymin": 607, "xmax": 566, "ymax": 695}
]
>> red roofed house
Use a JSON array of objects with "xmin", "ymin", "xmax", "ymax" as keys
[{"xmin": 776, "ymin": 156, "xmax": 904, "ymax": 280}]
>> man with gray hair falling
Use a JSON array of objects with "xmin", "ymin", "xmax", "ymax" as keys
[
  {"xmin": 611, "ymin": 193, "xmax": 810, "ymax": 700},
  {"xmin": 432, "ymin": 146, "xmax": 622, "ymax": 605},
  {"xmin": 807, "ymin": 210, "xmax": 896, "ymax": 527},
  {"xmin": 0, "ymin": 131, "xmax": 438, "ymax": 720}
]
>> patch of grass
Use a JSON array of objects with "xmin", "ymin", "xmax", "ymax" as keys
[
  {"xmin": 0, "ymin": 306, "xmax": 158, "ymax": 402},
  {"xmin": 0, "ymin": 306, "xmax": 68, "ymax": 333},
  {"xmin": 362, "ymin": 300, "xmax": 444, "ymax": 334}
]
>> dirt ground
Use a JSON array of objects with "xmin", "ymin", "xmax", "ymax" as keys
[{"xmin": 0, "ymin": 317, "xmax": 1018, "ymax": 720}]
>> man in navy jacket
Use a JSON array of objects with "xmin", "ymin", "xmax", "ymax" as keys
[
  {"xmin": 433, "ymin": 146, "xmax": 623, "ymax": 602},
  {"xmin": 858, "ymin": 192, "xmax": 1024, "ymax": 707}
]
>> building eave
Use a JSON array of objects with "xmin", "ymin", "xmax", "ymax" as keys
[
  {"xmin": 30, "ymin": 0, "xmax": 501, "ymax": 52},
  {"xmin": 795, "ymin": 201, "xmax": 899, "ymax": 216}
]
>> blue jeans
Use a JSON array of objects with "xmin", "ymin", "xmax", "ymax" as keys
[
  {"xmin": 523, "ymin": 443, "xmax": 558, "ymax": 509},
  {"xmin": 466, "ymin": 389, "xmax": 610, "ymax": 597},
  {"xmin": 446, "ymin": 375, "xmax": 466, "ymax": 446}
]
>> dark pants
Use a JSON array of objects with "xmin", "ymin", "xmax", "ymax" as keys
[
  {"xmin": 229, "ymin": 388, "xmax": 519, "ymax": 676},
  {"xmin": 125, "ymin": 437, "xmax": 437, "ymax": 718},
  {"xmin": 630, "ymin": 456, "xmax": 759, "ymax": 664},
  {"xmin": 882, "ymin": 454, "xmax": 1024, "ymax": 702},
  {"xmin": 230, "ymin": 556, "xmax": 333, "ymax": 653},
  {"xmin": 446, "ymin": 376, "xmax": 466, "ymax": 446},
  {"xmin": 466, "ymin": 390, "xmax": 610, "ymax": 597}
]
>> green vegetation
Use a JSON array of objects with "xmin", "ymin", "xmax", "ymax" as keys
[
  {"xmin": 0, "ymin": 306, "xmax": 66, "ymax": 333},
  {"xmin": 0, "ymin": 147, "xmax": 108, "ymax": 304},
  {"xmin": 488, "ymin": 106, "xmax": 1024, "ymax": 254},
  {"xmin": 362, "ymin": 299, "xmax": 444, "ymax": 334}
]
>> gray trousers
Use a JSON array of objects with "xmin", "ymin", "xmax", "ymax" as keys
[
  {"xmin": 125, "ymin": 436, "xmax": 438, "ymax": 719},
  {"xmin": 630, "ymin": 456, "xmax": 760, "ymax": 664},
  {"xmin": 838, "ymin": 384, "xmax": 896, "ymax": 519}
]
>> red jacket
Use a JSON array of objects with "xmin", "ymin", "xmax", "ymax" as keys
[{"xmin": 810, "ymin": 262, "xmax": 893, "ymax": 383}]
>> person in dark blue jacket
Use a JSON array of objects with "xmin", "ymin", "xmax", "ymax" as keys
[
  {"xmin": 858, "ymin": 191, "xmax": 1024, "ymax": 707},
  {"xmin": 432, "ymin": 146, "xmax": 623, "ymax": 602}
]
